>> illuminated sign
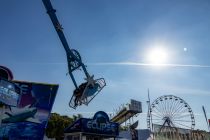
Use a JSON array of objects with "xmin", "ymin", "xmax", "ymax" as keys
[
  {"xmin": 87, "ymin": 121, "xmax": 116, "ymax": 131},
  {"xmin": 65, "ymin": 111, "xmax": 119, "ymax": 136},
  {"xmin": 86, "ymin": 111, "xmax": 117, "ymax": 132}
]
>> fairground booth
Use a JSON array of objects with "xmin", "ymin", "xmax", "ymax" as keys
[{"xmin": 64, "ymin": 111, "xmax": 119, "ymax": 140}]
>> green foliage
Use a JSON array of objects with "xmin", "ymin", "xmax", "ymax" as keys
[
  {"xmin": 45, "ymin": 113, "xmax": 73, "ymax": 140},
  {"xmin": 119, "ymin": 125, "xmax": 129, "ymax": 131}
]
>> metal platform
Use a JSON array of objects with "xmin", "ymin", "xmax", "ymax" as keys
[
  {"xmin": 111, "ymin": 99, "xmax": 142, "ymax": 124},
  {"xmin": 111, "ymin": 108, "xmax": 140, "ymax": 124}
]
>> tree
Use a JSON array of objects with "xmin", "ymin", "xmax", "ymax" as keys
[
  {"xmin": 72, "ymin": 114, "xmax": 83, "ymax": 121},
  {"xmin": 45, "ymin": 113, "xmax": 73, "ymax": 140}
]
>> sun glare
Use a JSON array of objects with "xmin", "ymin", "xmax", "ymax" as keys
[{"xmin": 147, "ymin": 48, "xmax": 168, "ymax": 65}]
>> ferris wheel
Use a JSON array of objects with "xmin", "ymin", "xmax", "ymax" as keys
[{"xmin": 147, "ymin": 95, "xmax": 195, "ymax": 132}]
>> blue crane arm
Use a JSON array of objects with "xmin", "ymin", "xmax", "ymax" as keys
[
  {"xmin": 42, "ymin": 0, "xmax": 90, "ymax": 87},
  {"xmin": 42, "ymin": 0, "xmax": 106, "ymax": 109},
  {"xmin": 42, "ymin": 0, "xmax": 72, "ymax": 58}
]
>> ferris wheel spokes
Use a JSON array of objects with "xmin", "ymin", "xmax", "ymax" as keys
[{"xmin": 148, "ymin": 95, "xmax": 195, "ymax": 134}]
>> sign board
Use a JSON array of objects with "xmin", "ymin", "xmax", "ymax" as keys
[
  {"xmin": 129, "ymin": 99, "xmax": 142, "ymax": 113},
  {"xmin": 0, "ymin": 80, "xmax": 58, "ymax": 140},
  {"xmin": 0, "ymin": 78, "xmax": 20, "ymax": 107},
  {"xmin": 65, "ymin": 111, "xmax": 119, "ymax": 137}
]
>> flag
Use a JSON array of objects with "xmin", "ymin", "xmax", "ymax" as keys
[{"xmin": 209, "ymin": 119, "xmax": 210, "ymax": 126}]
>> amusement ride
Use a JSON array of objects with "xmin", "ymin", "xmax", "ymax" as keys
[
  {"xmin": 42, "ymin": 0, "xmax": 106, "ymax": 109},
  {"xmin": 147, "ymin": 94, "xmax": 195, "ymax": 138}
]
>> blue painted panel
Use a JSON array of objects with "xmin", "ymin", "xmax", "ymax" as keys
[
  {"xmin": 0, "ymin": 81, "xmax": 58, "ymax": 140},
  {"xmin": 0, "ymin": 78, "xmax": 20, "ymax": 107}
]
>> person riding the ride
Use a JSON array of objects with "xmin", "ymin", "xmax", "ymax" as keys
[{"xmin": 73, "ymin": 82, "xmax": 88, "ymax": 107}]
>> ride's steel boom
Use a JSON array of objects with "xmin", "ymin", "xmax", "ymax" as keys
[
  {"xmin": 42, "ymin": 0, "xmax": 87, "ymax": 87},
  {"xmin": 42, "ymin": 0, "xmax": 106, "ymax": 109}
]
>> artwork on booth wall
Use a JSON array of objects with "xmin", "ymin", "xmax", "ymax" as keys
[{"xmin": 0, "ymin": 81, "xmax": 58, "ymax": 140}]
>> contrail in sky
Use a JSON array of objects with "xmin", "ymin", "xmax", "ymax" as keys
[
  {"xmin": 88, "ymin": 62, "xmax": 210, "ymax": 68},
  {"xmin": 14, "ymin": 62, "xmax": 210, "ymax": 68}
]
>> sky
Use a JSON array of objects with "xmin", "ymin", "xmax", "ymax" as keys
[{"xmin": 0, "ymin": 0, "xmax": 210, "ymax": 131}]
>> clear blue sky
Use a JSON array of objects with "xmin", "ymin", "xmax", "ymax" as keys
[{"xmin": 0, "ymin": 0, "xmax": 210, "ymax": 131}]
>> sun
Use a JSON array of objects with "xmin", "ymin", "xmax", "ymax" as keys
[{"xmin": 147, "ymin": 47, "xmax": 168, "ymax": 64}]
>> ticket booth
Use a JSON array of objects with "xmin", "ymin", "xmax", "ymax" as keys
[{"xmin": 64, "ymin": 111, "xmax": 119, "ymax": 140}]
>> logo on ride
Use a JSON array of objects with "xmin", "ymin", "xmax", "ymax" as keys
[{"xmin": 86, "ymin": 111, "xmax": 117, "ymax": 132}]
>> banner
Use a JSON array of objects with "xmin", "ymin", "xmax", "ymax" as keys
[
  {"xmin": 129, "ymin": 99, "xmax": 142, "ymax": 113},
  {"xmin": 0, "ymin": 81, "xmax": 58, "ymax": 140},
  {"xmin": 209, "ymin": 119, "xmax": 210, "ymax": 128}
]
